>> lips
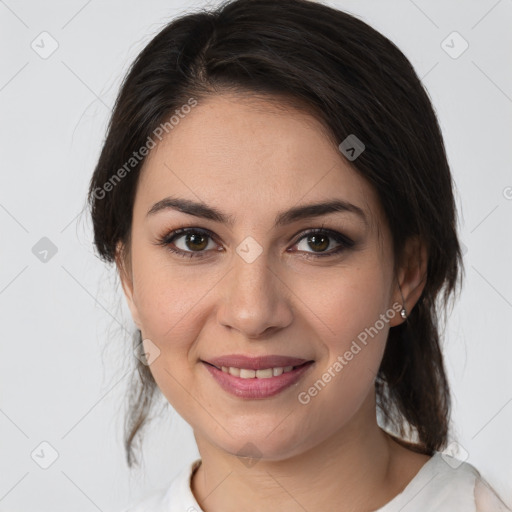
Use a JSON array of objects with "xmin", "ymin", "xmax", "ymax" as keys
[
  {"xmin": 203, "ymin": 362, "xmax": 314, "ymax": 399},
  {"xmin": 203, "ymin": 354, "xmax": 312, "ymax": 371},
  {"xmin": 201, "ymin": 354, "xmax": 315, "ymax": 399}
]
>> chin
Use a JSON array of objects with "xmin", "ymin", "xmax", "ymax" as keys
[{"xmin": 214, "ymin": 428, "xmax": 314, "ymax": 464}]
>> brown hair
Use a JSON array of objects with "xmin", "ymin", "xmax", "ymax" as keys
[{"xmin": 88, "ymin": 0, "xmax": 464, "ymax": 467}]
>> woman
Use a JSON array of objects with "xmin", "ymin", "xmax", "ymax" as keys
[{"xmin": 88, "ymin": 0, "xmax": 510, "ymax": 510}]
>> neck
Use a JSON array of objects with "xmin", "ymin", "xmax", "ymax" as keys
[{"xmin": 191, "ymin": 392, "xmax": 402, "ymax": 512}]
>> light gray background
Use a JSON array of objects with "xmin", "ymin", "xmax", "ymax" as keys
[{"xmin": 1, "ymin": 0, "xmax": 511, "ymax": 510}]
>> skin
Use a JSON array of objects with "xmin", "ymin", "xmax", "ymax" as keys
[{"xmin": 118, "ymin": 93, "xmax": 430, "ymax": 512}]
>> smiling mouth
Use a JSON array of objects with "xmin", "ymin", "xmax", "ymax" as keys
[
  {"xmin": 201, "ymin": 359, "xmax": 315, "ymax": 399},
  {"xmin": 202, "ymin": 360, "xmax": 313, "ymax": 379}
]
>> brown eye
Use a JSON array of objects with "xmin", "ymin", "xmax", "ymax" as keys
[
  {"xmin": 293, "ymin": 228, "xmax": 354, "ymax": 258},
  {"xmin": 305, "ymin": 233, "xmax": 330, "ymax": 252},
  {"xmin": 181, "ymin": 232, "xmax": 209, "ymax": 251},
  {"xmin": 157, "ymin": 228, "xmax": 218, "ymax": 258}
]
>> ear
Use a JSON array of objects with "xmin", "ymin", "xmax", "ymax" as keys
[
  {"xmin": 389, "ymin": 235, "xmax": 428, "ymax": 327},
  {"xmin": 115, "ymin": 241, "xmax": 142, "ymax": 329}
]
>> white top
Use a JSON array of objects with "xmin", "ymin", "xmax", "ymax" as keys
[{"xmin": 122, "ymin": 452, "xmax": 511, "ymax": 511}]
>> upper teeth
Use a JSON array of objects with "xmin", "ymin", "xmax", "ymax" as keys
[{"xmin": 221, "ymin": 366, "xmax": 294, "ymax": 378}]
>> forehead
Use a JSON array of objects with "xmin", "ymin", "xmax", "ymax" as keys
[{"xmin": 136, "ymin": 93, "xmax": 381, "ymax": 232}]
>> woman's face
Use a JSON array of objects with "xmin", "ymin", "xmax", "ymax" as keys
[{"xmin": 120, "ymin": 93, "xmax": 409, "ymax": 461}]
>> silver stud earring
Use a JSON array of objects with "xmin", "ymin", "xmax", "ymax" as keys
[{"xmin": 398, "ymin": 282, "xmax": 407, "ymax": 320}]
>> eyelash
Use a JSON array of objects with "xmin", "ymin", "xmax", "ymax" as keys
[{"xmin": 155, "ymin": 226, "xmax": 355, "ymax": 260}]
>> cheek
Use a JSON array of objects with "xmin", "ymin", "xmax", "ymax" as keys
[
  {"xmin": 131, "ymin": 251, "xmax": 206, "ymax": 341},
  {"xmin": 294, "ymin": 256, "xmax": 391, "ymax": 345},
  {"xmin": 131, "ymin": 261, "xmax": 208, "ymax": 415},
  {"xmin": 293, "ymin": 263, "xmax": 391, "ymax": 406}
]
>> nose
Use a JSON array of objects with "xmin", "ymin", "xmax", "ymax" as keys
[{"xmin": 216, "ymin": 249, "xmax": 294, "ymax": 339}]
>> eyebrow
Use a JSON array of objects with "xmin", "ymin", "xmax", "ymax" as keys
[{"xmin": 147, "ymin": 196, "xmax": 368, "ymax": 228}]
